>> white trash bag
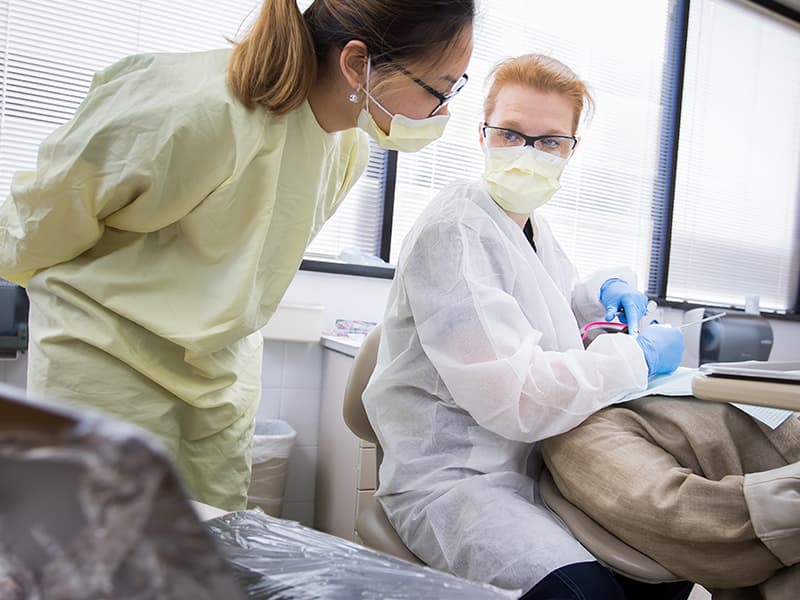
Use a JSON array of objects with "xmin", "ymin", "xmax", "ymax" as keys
[{"xmin": 247, "ymin": 420, "xmax": 297, "ymax": 517}]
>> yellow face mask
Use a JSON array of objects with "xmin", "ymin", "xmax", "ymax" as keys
[
  {"xmin": 482, "ymin": 145, "xmax": 567, "ymax": 214},
  {"xmin": 357, "ymin": 59, "xmax": 450, "ymax": 153}
]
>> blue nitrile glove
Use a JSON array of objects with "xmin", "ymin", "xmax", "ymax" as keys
[
  {"xmin": 635, "ymin": 324, "xmax": 685, "ymax": 377},
  {"xmin": 599, "ymin": 278, "xmax": 649, "ymax": 335}
]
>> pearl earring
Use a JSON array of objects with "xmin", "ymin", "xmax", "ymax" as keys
[{"xmin": 348, "ymin": 91, "xmax": 359, "ymax": 103}]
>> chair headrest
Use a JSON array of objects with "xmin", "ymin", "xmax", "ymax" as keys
[{"xmin": 342, "ymin": 325, "xmax": 381, "ymax": 445}]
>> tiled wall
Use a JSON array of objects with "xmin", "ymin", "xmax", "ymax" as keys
[
  {"xmin": 1, "ymin": 341, "xmax": 323, "ymax": 528},
  {"xmin": 258, "ymin": 340, "xmax": 322, "ymax": 528}
]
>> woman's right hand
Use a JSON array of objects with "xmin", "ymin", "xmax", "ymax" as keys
[{"xmin": 635, "ymin": 324, "xmax": 684, "ymax": 376}]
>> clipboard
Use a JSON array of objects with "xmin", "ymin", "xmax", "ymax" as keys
[
  {"xmin": 698, "ymin": 360, "xmax": 800, "ymax": 382},
  {"xmin": 692, "ymin": 361, "xmax": 800, "ymax": 412}
]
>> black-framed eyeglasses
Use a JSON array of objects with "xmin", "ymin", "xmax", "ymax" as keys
[
  {"xmin": 481, "ymin": 124, "xmax": 578, "ymax": 158},
  {"xmin": 384, "ymin": 56, "xmax": 469, "ymax": 117}
]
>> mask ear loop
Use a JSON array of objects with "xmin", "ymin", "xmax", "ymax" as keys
[
  {"xmin": 361, "ymin": 56, "xmax": 372, "ymax": 112},
  {"xmin": 361, "ymin": 57, "xmax": 396, "ymax": 119}
]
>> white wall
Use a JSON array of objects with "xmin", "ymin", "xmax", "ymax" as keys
[
  {"xmin": 767, "ymin": 319, "xmax": 800, "ymax": 361},
  {"xmin": 280, "ymin": 270, "xmax": 393, "ymax": 331}
]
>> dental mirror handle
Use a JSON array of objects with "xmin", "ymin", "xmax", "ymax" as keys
[{"xmin": 677, "ymin": 311, "xmax": 727, "ymax": 330}]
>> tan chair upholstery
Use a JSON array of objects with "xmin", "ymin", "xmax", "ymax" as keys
[
  {"xmin": 538, "ymin": 470, "xmax": 679, "ymax": 583},
  {"xmin": 343, "ymin": 325, "xmax": 382, "ymax": 447},
  {"xmin": 342, "ymin": 325, "xmax": 423, "ymax": 564},
  {"xmin": 342, "ymin": 325, "xmax": 679, "ymax": 582}
]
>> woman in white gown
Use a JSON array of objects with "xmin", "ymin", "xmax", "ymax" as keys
[{"xmin": 363, "ymin": 54, "xmax": 690, "ymax": 599}]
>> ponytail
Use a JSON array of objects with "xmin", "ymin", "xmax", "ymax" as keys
[{"xmin": 228, "ymin": 0, "xmax": 317, "ymax": 113}]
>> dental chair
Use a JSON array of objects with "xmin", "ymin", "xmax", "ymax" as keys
[
  {"xmin": 342, "ymin": 324, "xmax": 423, "ymax": 565},
  {"xmin": 342, "ymin": 324, "xmax": 681, "ymax": 582}
]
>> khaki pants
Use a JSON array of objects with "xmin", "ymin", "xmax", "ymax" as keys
[{"xmin": 541, "ymin": 397, "xmax": 800, "ymax": 599}]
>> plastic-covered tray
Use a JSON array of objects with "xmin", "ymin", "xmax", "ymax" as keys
[{"xmin": 206, "ymin": 509, "xmax": 519, "ymax": 600}]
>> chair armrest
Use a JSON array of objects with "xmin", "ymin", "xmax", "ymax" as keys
[
  {"xmin": 539, "ymin": 468, "xmax": 680, "ymax": 583},
  {"xmin": 355, "ymin": 492, "xmax": 423, "ymax": 565}
]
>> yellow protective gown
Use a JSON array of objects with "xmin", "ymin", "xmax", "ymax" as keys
[{"xmin": 0, "ymin": 49, "xmax": 369, "ymax": 510}]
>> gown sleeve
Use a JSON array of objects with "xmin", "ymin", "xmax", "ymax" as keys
[
  {"xmin": 0, "ymin": 58, "xmax": 236, "ymax": 286},
  {"xmin": 402, "ymin": 219, "xmax": 647, "ymax": 443}
]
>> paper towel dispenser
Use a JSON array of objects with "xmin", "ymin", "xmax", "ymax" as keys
[{"xmin": 681, "ymin": 307, "xmax": 773, "ymax": 368}]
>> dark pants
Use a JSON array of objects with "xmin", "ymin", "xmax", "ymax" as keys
[{"xmin": 520, "ymin": 561, "xmax": 694, "ymax": 600}]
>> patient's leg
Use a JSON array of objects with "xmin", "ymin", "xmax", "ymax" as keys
[{"xmin": 540, "ymin": 396, "xmax": 800, "ymax": 590}]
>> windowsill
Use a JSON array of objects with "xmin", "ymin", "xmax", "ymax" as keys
[
  {"xmin": 657, "ymin": 299, "xmax": 800, "ymax": 322},
  {"xmin": 300, "ymin": 259, "xmax": 395, "ymax": 280}
]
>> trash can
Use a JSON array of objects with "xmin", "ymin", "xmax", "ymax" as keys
[{"xmin": 247, "ymin": 420, "xmax": 297, "ymax": 517}]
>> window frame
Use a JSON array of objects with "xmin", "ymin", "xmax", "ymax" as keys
[
  {"xmin": 656, "ymin": 0, "xmax": 800, "ymax": 318},
  {"xmin": 300, "ymin": 0, "xmax": 800, "ymax": 320}
]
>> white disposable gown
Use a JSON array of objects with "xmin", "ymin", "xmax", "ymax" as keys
[
  {"xmin": 363, "ymin": 179, "xmax": 649, "ymax": 593},
  {"xmin": 0, "ymin": 49, "xmax": 368, "ymax": 510}
]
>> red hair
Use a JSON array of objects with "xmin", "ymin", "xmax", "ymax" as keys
[{"xmin": 484, "ymin": 54, "xmax": 594, "ymax": 133}]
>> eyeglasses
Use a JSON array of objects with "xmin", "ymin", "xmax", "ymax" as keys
[
  {"xmin": 384, "ymin": 56, "xmax": 469, "ymax": 117},
  {"xmin": 481, "ymin": 124, "xmax": 578, "ymax": 158}
]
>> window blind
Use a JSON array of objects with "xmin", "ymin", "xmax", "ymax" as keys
[
  {"xmin": 392, "ymin": 0, "xmax": 681, "ymax": 291},
  {"xmin": 0, "ymin": 0, "xmax": 386, "ymax": 265},
  {"xmin": 304, "ymin": 141, "xmax": 387, "ymax": 260},
  {"xmin": 294, "ymin": 0, "xmax": 388, "ymax": 262},
  {"xmin": 668, "ymin": 0, "xmax": 800, "ymax": 312},
  {"xmin": 0, "ymin": 0, "xmax": 270, "ymax": 196}
]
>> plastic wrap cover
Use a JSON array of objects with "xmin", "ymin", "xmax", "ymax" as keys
[
  {"xmin": 206, "ymin": 509, "xmax": 520, "ymax": 599},
  {"xmin": 0, "ymin": 410, "xmax": 245, "ymax": 600}
]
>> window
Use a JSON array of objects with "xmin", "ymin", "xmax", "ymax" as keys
[
  {"xmin": 303, "ymin": 143, "xmax": 388, "ymax": 262},
  {"xmin": 294, "ymin": 0, "xmax": 389, "ymax": 264},
  {"xmin": 668, "ymin": 0, "xmax": 800, "ymax": 313},
  {"xmin": 0, "ymin": 0, "xmax": 389, "ymax": 270},
  {"xmin": 391, "ymin": 0, "xmax": 683, "ymax": 291},
  {"xmin": 0, "ymin": 0, "xmax": 259, "ymax": 196},
  {"xmin": 2, "ymin": 1, "xmax": 798, "ymax": 316},
  {"xmin": 380, "ymin": 0, "xmax": 800, "ymax": 318}
]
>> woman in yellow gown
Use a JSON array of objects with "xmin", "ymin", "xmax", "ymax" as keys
[{"xmin": 0, "ymin": 0, "xmax": 475, "ymax": 510}]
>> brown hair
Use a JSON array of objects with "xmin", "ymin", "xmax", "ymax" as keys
[
  {"xmin": 229, "ymin": 0, "xmax": 476, "ymax": 114},
  {"xmin": 484, "ymin": 54, "xmax": 594, "ymax": 133}
]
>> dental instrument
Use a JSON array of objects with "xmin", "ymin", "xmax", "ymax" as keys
[
  {"xmin": 617, "ymin": 299, "xmax": 659, "ymax": 339},
  {"xmin": 678, "ymin": 311, "xmax": 727, "ymax": 330}
]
